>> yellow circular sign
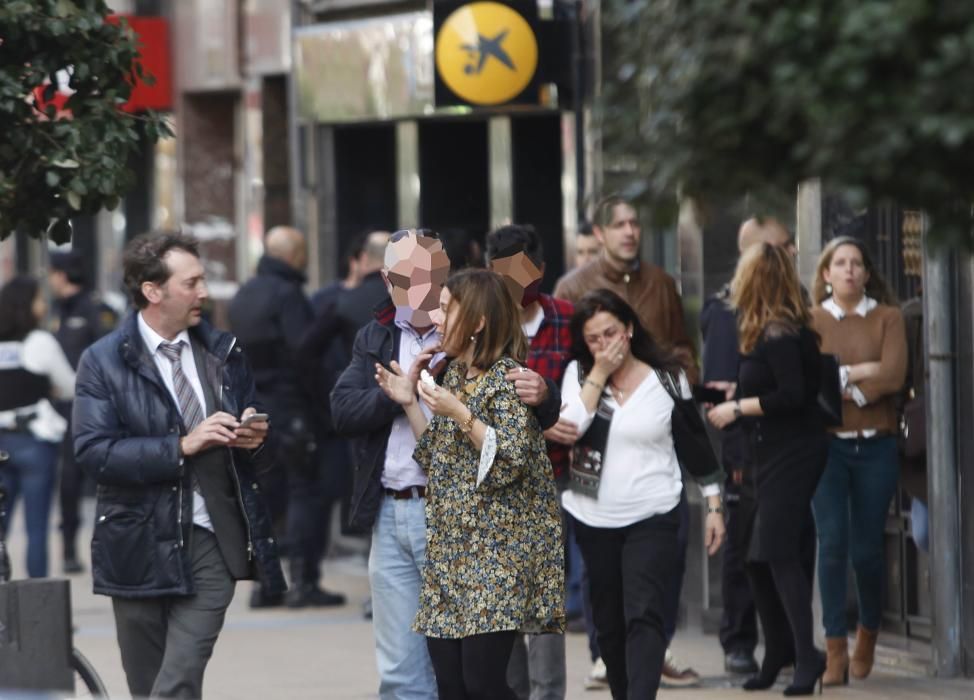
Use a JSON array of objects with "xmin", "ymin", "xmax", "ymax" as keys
[{"xmin": 436, "ymin": 2, "xmax": 539, "ymax": 106}]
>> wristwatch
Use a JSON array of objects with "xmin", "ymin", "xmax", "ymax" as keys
[
  {"xmin": 733, "ymin": 401, "xmax": 743, "ymax": 418},
  {"xmin": 708, "ymin": 505, "xmax": 724, "ymax": 515}
]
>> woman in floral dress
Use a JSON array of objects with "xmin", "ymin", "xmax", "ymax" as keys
[{"xmin": 375, "ymin": 268, "xmax": 565, "ymax": 700}]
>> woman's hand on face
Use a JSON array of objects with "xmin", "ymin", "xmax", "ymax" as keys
[
  {"xmin": 375, "ymin": 361, "xmax": 415, "ymax": 406},
  {"xmin": 592, "ymin": 333, "xmax": 629, "ymax": 376},
  {"xmin": 705, "ymin": 511, "xmax": 726, "ymax": 556},
  {"xmin": 417, "ymin": 377, "xmax": 464, "ymax": 419},
  {"xmin": 707, "ymin": 401, "xmax": 738, "ymax": 429}
]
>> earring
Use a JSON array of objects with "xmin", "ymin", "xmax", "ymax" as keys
[
  {"xmin": 825, "ymin": 283, "xmax": 833, "ymax": 296},
  {"xmin": 470, "ymin": 334, "xmax": 477, "ymax": 344},
  {"xmin": 628, "ymin": 332, "xmax": 633, "ymax": 339}
]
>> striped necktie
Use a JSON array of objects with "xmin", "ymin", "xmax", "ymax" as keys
[{"xmin": 159, "ymin": 340, "xmax": 204, "ymax": 492}]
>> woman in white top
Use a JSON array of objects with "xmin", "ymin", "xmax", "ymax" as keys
[
  {"xmin": 561, "ymin": 289, "xmax": 724, "ymax": 699},
  {"xmin": 0, "ymin": 276, "xmax": 75, "ymax": 577}
]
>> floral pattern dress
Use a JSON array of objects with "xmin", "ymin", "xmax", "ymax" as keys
[{"xmin": 412, "ymin": 356, "xmax": 566, "ymax": 638}]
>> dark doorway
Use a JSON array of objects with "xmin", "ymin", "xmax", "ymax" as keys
[
  {"xmin": 333, "ymin": 124, "xmax": 397, "ymax": 261},
  {"xmin": 512, "ymin": 113, "xmax": 564, "ymax": 292},
  {"xmin": 419, "ymin": 120, "xmax": 489, "ymax": 246}
]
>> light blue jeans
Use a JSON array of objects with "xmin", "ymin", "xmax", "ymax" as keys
[{"xmin": 369, "ymin": 494, "xmax": 437, "ymax": 699}]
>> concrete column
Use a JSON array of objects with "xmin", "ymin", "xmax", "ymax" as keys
[
  {"xmin": 796, "ymin": 179, "xmax": 823, "ymax": 289},
  {"xmin": 488, "ymin": 116, "xmax": 513, "ymax": 230}
]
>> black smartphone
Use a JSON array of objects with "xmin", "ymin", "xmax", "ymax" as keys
[{"xmin": 692, "ymin": 385, "xmax": 727, "ymax": 405}]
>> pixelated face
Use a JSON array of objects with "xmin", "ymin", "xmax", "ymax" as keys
[
  {"xmin": 383, "ymin": 233, "xmax": 451, "ymax": 328},
  {"xmin": 489, "ymin": 251, "xmax": 543, "ymax": 308}
]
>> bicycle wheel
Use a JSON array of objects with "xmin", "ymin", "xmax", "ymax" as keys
[{"xmin": 72, "ymin": 647, "xmax": 109, "ymax": 698}]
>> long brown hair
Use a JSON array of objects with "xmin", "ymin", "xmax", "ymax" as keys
[
  {"xmin": 443, "ymin": 269, "xmax": 528, "ymax": 369},
  {"xmin": 731, "ymin": 242, "xmax": 811, "ymax": 354},
  {"xmin": 812, "ymin": 236, "xmax": 896, "ymax": 305}
]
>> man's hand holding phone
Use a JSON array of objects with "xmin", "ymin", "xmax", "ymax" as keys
[{"xmin": 232, "ymin": 408, "xmax": 269, "ymax": 450}]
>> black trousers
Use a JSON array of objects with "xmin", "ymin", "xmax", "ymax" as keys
[
  {"xmin": 719, "ymin": 475, "xmax": 758, "ymax": 655},
  {"xmin": 427, "ymin": 631, "xmax": 518, "ymax": 700},
  {"xmin": 573, "ymin": 506, "xmax": 681, "ymax": 700}
]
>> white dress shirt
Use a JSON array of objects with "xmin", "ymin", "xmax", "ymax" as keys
[
  {"xmin": 560, "ymin": 360, "xmax": 719, "ymax": 528},
  {"xmin": 138, "ymin": 313, "xmax": 213, "ymax": 531},
  {"xmin": 381, "ymin": 322, "xmax": 439, "ymax": 490}
]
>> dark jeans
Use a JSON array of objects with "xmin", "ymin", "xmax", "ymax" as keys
[
  {"xmin": 0, "ymin": 431, "xmax": 58, "ymax": 578},
  {"xmin": 812, "ymin": 436, "xmax": 899, "ymax": 637},
  {"xmin": 719, "ymin": 476, "xmax": 758, "ymax": 655},
  {"xmin": 663, "ymin": 488, "xmax": 689, "ymax": 643},
  {"xmin": 427, "ymin": 631, "xmax": 519, "ymax": 700},
  {"xmin": 58, "ymin": 411, "xmax": 85, "ymax": 558},
  {"xmin": 573, "ymin": 505, "xmax": 681, "ymax": 700}
]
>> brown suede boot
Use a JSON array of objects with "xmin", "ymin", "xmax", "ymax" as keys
[
  {"xmin": 823, "ymin": 636, "xmax": 849, "ymax": 686},
  {"xmin": 850, "ymin": 625, "xmax": 879, "ymax": 679}
]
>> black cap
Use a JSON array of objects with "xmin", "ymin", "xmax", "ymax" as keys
[{"xmin": 49, "ymin": 250, "xmax": 86, "ymax": 285}]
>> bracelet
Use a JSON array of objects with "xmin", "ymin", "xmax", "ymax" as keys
[
  {"xmin": 583, "ymin": 378, "xmax": 605, "ymax": 393},
  {"xmin": 708, "ymin": 505, "xmax": 724, "ymax": 514},
  {"xmin": 459, "ymin": 411, "xmax": 476, "ymax": 434}
]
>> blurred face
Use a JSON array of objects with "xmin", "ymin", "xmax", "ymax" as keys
[
  {"xmin": 143, "ymin": 249, "xmax": 208, "ymax": 332},
  {"xmin": 575, "ymin": 233, "xmax": 601, "ymax": 268},
  {"xmin": 582, "ymin": 311, "xmax": 632, "ymax": 361},
  {"xmin": 31, "ymin": 288, "xmax": 47, "ymax": 322},
  {"xmin": 383, "ymin": 234, "xmax": 451, "ymax": 328},
  {"xmin": 594, "ymin": 203, "xmax": 641, "ymax": 265},
  {"xmin": 489, "ymin": 251, "xmax": 544, "ymax": 308},
  {"xmin": 47, "ymin": 269, "xmax": 69, "ymax": 298},
  {"xmin": 823, "ymin": 244, "xmax": 869, "ymax": 301},
  {"xmin": 431, "ymin": 286, "xmax": 465, "ymax": 356}
]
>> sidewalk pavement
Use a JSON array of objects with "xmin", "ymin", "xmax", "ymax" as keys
[{"xmin": 4, "ymin": 508, "xmax": 972, "ymax": 699}]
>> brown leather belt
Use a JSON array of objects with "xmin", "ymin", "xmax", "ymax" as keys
[{"xmin": 384, "ymin": 486, "xmax": 426, "ymax": 500}]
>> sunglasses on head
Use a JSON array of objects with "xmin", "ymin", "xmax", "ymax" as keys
[{"xmin": 390, "ymin": 228, "xmax": 439, "ymax": 243}]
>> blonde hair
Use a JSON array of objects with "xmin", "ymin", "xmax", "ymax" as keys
[
  {"xmin": 731, "ymin": 242, "xmax": 811, "ymax": 354},
  {"xmin": 443, "ymin": 269, "xmax": 528, "ymax": 369},
  {"xmin": 811, "ymin": 236, "xmax": 896, "ymax": 305}
]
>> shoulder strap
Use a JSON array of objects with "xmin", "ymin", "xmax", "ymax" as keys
[{"xmin": 654, "ymin": 368, "xmax": 681, "ymax": 403}]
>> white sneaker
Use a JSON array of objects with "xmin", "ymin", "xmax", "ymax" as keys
[
  {"xmin": 584, "ymin": 657, "xmax": 609, "ymax": 690},
  {"xmin": 660, "ymin": 647, "xmax": 701, "ymax": 688}
]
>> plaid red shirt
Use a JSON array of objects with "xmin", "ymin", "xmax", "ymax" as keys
[{"xmin": 526, "ymin": 294, "xmax": 575, "ymax": 479}]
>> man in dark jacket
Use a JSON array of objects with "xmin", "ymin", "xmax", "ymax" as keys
[
  {"xmin": 229, "ymin": 226, "xmax": 346, "ymax": 609},
  {"xmin": 48, "ymin": 250, "xmax": 117, "ymax": 573},
  {"xmin": 73, "ymin": 231, "xmax": 284, "ymax": 699},
  {"xmin": 331, "ymin": 228, "xmax": 561, "ymax": 699}
]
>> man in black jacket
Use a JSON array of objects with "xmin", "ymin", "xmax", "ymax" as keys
[
  {"xmin": 229, "ymin": 226, "xmax": 346, "ymax": 609},
  {"xmin": 331, "ymin": 228, "xmax": 561, "ymax": 699},
  {"xmin": 73, "ymin": 231, "xmax": 284, "ymax": 699},
  {"xmin": 48, "ymin": 250, "xmax": 117, "ymax": 573}
]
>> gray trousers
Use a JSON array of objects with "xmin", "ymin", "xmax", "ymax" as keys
[
  {"xmin": 507, "ymin": 632, "xmax": 567, "ymax": 700},
  {"xmin": 112, "ymin": 527, "xmax": 236, "ymax": 699}
]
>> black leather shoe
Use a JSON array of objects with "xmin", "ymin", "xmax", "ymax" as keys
[
  {"xmin": 726, "ymin": 650, "xmax": 760, "ymax": 675},
  {"xmin": 249, "ymin": 587, "xmax": 284, "ymax": 609},
  {"xmin": 63, "ymin": 557, "xmax": 84, "ymax": 574},
  {"xmin": 285, "ymin": 585, "xmax": 347, "ymax": 608}
]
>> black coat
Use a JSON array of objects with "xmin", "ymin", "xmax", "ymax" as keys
[
  {"xmin": 54, "ymin": 290, "xmax": 116, "ymax": 370},
  {"xmin": 228, "ymin": 256, "xmax": 314, "ymax": 419},
  {"xmin": 331, "ymin": 301, "xmax": 562, "ymax": 533},
  {"xmin": 73, "ymin": 313, "xmax": 286, "ymax": 598}
]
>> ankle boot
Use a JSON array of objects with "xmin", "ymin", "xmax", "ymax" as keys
[
  {"xmin": 850, "ymin": 625, "xmax": 879, "ymax": 679},
  {"xmin": 823, "ymin": 636, "xmax": 849, "ymax": 686}
]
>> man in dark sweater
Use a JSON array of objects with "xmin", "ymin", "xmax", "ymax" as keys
[{"xmin": 229, "ymin": 226, "xmax": 346, "ymax": 608}]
